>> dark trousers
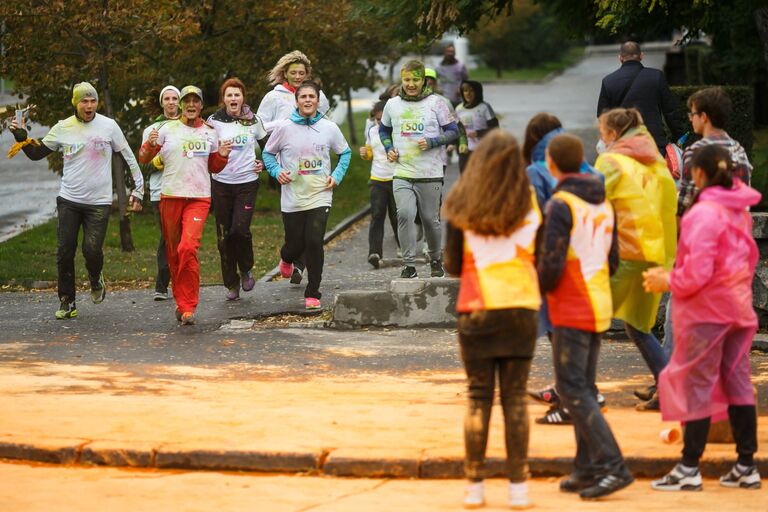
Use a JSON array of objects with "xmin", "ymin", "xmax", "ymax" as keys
[
  {"xmin": 211, "ymin": 180, "xmax": 258, "ymax": 289},
  {"xmin": 281, "ymin": 207, "xmax": 329, "ymax": 299},
  {"xmin": 151, "ymin": 201, "xmax": 170, "ymax": 294},
  {"xmin": 368, "ymin": 180, "xmax": 399, "ymax": 257},
  {"xmin": 552, "ymin": 326, "xmax": 626, "ymax": 478},
  {"xmin": 459, "ymin": 309, "xmax": 537, "ymax": 482},
  {"xmin": 55, "ymin": 196, "xmax": 110, "ymax": 303},
  {"xmin": 681, "ymin": 406, "xmax": 758, "ymax": 467},
  {"xmin": 459, "ymin": 151, "xmax": 472, "ymax": 174}
]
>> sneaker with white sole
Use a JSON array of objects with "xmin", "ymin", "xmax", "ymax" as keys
[
  {"xmin": 90, "ymin": 272, "xmax": 106, "ymax": 304},
  {"xmin": 581, "ymin": 470, "xmax": 634, "ymax": 499},
  {"xmin": 535, "ymin": 405, "xmax": 572, "ymax": 425},
  {"xmin": 462, "ymin": 481, "xmax": 484, "ymax": 509},
  {"xmin": 305, "ymin": 297, "xmax": 321, "ymax": 309},
  {"xmin": 153, "ymin": 291, "xmax": 169, "ymax": 301},
  {"xmin": 651, "ymin": 464, "xmax": 702, "ymax": 491},
  {"xmin": 55, "ymin": 300, "xmax": 77, "ymax": 320},
  {"xmin": 720, "ymin": 464, "xmax": 761, "ymax": 489},
  {"xmin": 508, "ymin": 481, "xmax": 531, "ymax": 509},
  {"xmin": 290, "ymin": 267, "xmax": 303, "ymax": 284},
  {"xmin": 368, "ymin": 253, "xmax": 381, "ymax": 269}
]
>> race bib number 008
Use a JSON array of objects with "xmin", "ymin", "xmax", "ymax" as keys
[
  {"xmin": 297, "ymin": 156, "xmax": 324, "ymax": 175},
  {"xmin": 400, "ymin": 119, "xmax": 425, "ymax": 137},
  {"xmin": 230, "ymin": 132, "xmax": 249, "ymax": 150}
]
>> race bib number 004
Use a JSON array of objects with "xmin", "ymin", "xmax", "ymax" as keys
[
  {"xmin": 182, "ymin": 139, "xmax": 210, "ymax": 159},
  {"xmin": 297, "ymin": 156, "xmax": 324, "ymax": 175},
  {"xmin": 399, "ymin": 119, "xmax": 425, "ymax": 137}
]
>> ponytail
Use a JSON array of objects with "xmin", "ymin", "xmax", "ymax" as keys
[
  {"xmin": 690, "ymin": 144, "xmax": 734, "ymax": 204},
  {"xmin": 599, "ymin": 108, "xmax": 644, "ymax": 139}
]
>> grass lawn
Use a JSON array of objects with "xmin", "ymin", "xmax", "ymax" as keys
[
  {"xmin": 752, "ymin": 126, "xmax": 768, "ymax": 210},
  {"xmin": 0, "ymin": 111, "xmax": 372, "ymax": 288},
  {"xmin": 470, "ymin": 46, "xmax": 585, "ymax": 82}
]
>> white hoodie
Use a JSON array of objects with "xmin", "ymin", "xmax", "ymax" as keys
[{"xmin": 257, "ymin": 83, "xmax": 330, "ymax": 133}]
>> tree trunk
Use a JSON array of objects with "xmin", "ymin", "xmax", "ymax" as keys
[
  {"xmin": 755, "ymin": 7, "xmax": 768, "ymax": 73},
  {"xmin": 99, "ymin": 58, "xmax": 134, "ymax": 252},
  {"xmin": 346, "ymin": 85, "xmax": 357, "ymax": 146}
]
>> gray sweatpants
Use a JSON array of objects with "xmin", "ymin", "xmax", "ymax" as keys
[{"xmin": 393, "ymin": 178, "xmax": 443, "ymax": 265}]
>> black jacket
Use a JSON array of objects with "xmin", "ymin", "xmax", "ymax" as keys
[
  {"xmin": 536, "ymin": 175, "xmax": 619, "ymax": 294},
  {"xmin": 597, "ymin": 60, "xmax": 684, "ymax": 151}
]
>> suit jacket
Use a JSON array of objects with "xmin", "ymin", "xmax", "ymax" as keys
[{"xmin": 597, "ymin": 60, "xmax": 684, "ymax": 151}]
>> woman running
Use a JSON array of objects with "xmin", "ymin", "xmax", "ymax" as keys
[
  {"xmin": 262, "ymin": 81, "xmax": 351, "ymax": 309},
  {"xmin": 139, "ymin": 85, "xmax": 232, "ymax": 325},
  {"xmin": 455, "ymin": 80, "xmax": 498, "ymax": 173},
  {"xmin": 207, "ymin": 77, "xmax": 268, "ymax": 301}
]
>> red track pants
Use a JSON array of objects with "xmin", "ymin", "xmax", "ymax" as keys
[{"xmin": 159, "ymin": 197, "xmax": 210, "ymax": 314}]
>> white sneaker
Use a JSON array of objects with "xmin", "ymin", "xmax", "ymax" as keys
[
  {"xmin": 508, "ymin": 481, "xmax": 531, "ymax": 509},
  {"xmin": 463, "ymin": 481, "xmax": 485, "ymax": 509},
  {"xmin": 720, "ymin": 464, "xmax": 761, "ymax": 489},
  {"xmin": 651, "ymin": 464, "xmax": 703, "ymax": 491}
]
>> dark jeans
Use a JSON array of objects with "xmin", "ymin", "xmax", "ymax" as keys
[
  {"xmin": 55, "ymin": 196, "xmax": 110, "ymax": 303},
  {"xmin": 368, "ymin": 180, "xmax": 399, "ymax": 257},
  {"xmin": 552, "ymin": 327, "xmax": 627, "ymax": 478},
  {"xmin": 459, "ymin": 309, "xmax": 537, "ymax": 482},
  {"xmin": 212, "ymin": 180, "xmax": 258, "ymax": 289},
  {"xmin": 681, "ymin": 405, "xmax": 758, "ymax": 467},
  {"xmin": 625, "ymin": 322, "xmax": 668, "ymax": 382},
  {"xmin": 281, "ymin": 207, "xmax": 329, "ymax": 299},
  {"xmin": 458, "ymin": 151, "xmax": 472, "ymax": 174},
  {"xmin": 151, "ymin": 201, "xmax": 170, "ymax": 294}
]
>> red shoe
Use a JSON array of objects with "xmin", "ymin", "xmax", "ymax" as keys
[
  {"xmin": 305, "ymin": 297, "xmax": 321, "ymax": 309},
  {"xmin": 279, "ymin": 259, "xmax": 293, "ymax": 278}
]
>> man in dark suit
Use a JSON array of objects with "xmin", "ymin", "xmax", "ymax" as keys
[{"xmin": 597, "ymin": 41, "xmax": 684, "ymax": 153}]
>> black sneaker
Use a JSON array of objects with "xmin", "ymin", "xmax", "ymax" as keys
[
  {"xmin": 400, "ymin": 266, "xmax": 417, "ymax": 279},
  {"xmin": 719, "ymin": 464, "xmax": 761, "ymax": 489},
  {"xmin": 580, "ymin": 471, "xmax": 634, "ymax": 499},
  {"xmin": 430, "ymin": 259, "xmax": 445, "ymax": 277},
  {"xmin": 535, "ymin": 405, "xmax": 572, "ymax": 425},
  {"xmin": 634, "ymin": 384, "xmax": 657, "ymax": 401},
  {"xmin": 560, "ymin": 474, "xmax": 597, "ymax": 493},
  {"xmin": 55, "ymin": 300, "xmax": 77, "ymax": 320},
  {"xmin": 90, "ymin": 272, "xmax": 106, "ymax": 304},
  {"xmin": 368, "ymin": 253, "xmax": 381, "ymax": 269},
  {"xmin": 528, "ymin": 385, "xmax": 560, "ymax": 405},
  {"xmin": 636, "ymin": 395, "xmax": 660, "ymax": 411},
  {"xmin": 290, "ymin": 267, "xmax": 303, "ymax": 284}
]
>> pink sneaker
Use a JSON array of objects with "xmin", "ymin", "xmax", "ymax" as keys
[
  {"xmin": 305, "ymin": 297, "xmax": 321, "ymax": 309},
  {"xmin": 279, "ymin": 259, "xmax": 293, "ymax": 278}
]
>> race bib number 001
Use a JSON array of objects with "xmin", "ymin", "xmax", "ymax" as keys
[
  {"xmin": 297, "ymin": 156, "xmax": 324, "ymax": 175},
  {"xmin": 182, "ymin": 139, "xmax": 210, "ymax": 159},
  {"xmin": 399, "ymin": 119, "xmax": 425, "ymax": 137}
]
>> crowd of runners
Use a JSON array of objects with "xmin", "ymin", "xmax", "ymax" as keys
[{"xmin": 6, "ymin": 41, "xmax": 762, "ymax": 508}]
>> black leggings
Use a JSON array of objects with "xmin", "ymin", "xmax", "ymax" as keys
[
  {"xmin": 682, "ymin": 405, "xmax": 757, "ymax": 467},
  {"xmin": 212, "ymin": 180, "xmax": 258, "ymax": 289},
  {"xmin": 281, "ymin": 207, "xmax": 330, "ymax": 299}
]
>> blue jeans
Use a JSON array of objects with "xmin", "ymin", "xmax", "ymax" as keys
[
  {"xmin": 662, "ymin": 294, "xmax": 674, "ymax": 360},
  {"xmin": 625, "ymin": 322, "xmax": 668, "ymax": 382}
]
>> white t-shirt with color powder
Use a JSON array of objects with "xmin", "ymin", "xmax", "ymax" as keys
[
  {"xmin": 456, "ymin": 103, "xmax": 496, "ymax": 151},
  {"xmin": 141, "ymin": 118, "xmax": 176, "ymax": 202},
  {"xmin": 42, "ymin": 113, "xmax": 130, "ymax": 205},
  {"xmin": 207, "ymin": 116, "xmax": 267, "ymax": 185},
  {"xmin": 155, "ymin": 120, "xmax": 219, "ymax": 198},
  {"xmin": 381, "ymin": 94, "xmax": 453, "ymax": 180},
  {"xmin": 265, "ymin": 118, "xmax": 349, "ymax": 213},
  {"xmin": 366, "ymin": 123, "xmax": 395, "ymax": 181}
]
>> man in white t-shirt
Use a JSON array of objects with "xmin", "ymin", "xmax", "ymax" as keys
[{"xmin": 9, "ymin": 82, "xmax": 144, "ymax": 320}]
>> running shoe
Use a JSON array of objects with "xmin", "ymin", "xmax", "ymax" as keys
[
  {"xmin": 175, "ymin": 308, "xmax": 182, "ymax": 322},
  {"xmin": 430, "ymin": 259, "xmax": 445, "ymax": 277},
  {"xmin": 241, "ymin": 270, "xmax": 255, "ymax": 292},
  {"xmin": 508, "ymin": 482, "xmax": 531, "ymax": 510},
  {"xmin": 400, "ymin": 266, "xmax": 417, "ymax": 279},
  {"xmin": 55, "ymin": 300, "xmax": 77, "ymax": 320},
  {"xmin": 634, "ymin": 384, "xmax": 657, "ymax": 401},
  {"xmin": 290, "ymin": 267, "xmax": 303, "ymax": 284},
  {"xmin": 279, "ymin": 259, "xmax": 293, "ymax": 279},
  {"xmin": 535, "ymin": 405, "xmax": 572, "ymax": 425},
  {"xmin": 226, "ymin": 288, "xmax": 240, "ymax": 301},
  {"xmin": 463, "ymin": 481, "xmax": 484, "ymax": 509},
  {"xmin": 305, "ymin": 297, "xmax": 321, "ymax": 310},
  {"xmin": 636, "ymin": 395, "xmax": 660, "ymax": 411},
  {"xmin": 580, "ymin": 471, "xmax": 634, "ymax": 499},
  {"xmin": 560, "ymin": 474, "xmax": 597, "ymax": 493},
  {"xmin": 153, "ymin": 291, "xmax": 169, "ymax": 301},
  {"xmin": 181, "ymin": 312, "xmax": 195, "ymax": 325},
  {"xmin": 651, "ymin": 464, "xmax": 702, "ymax": 491},
  {"xmin": 90, "ymin": 272, "xmax": 106, "ymax": 304},
  {"xmin": 368, "ymin": 253, "xmax": 381, "ymax": 269},
  {"xmin": 528, "ymin": 385, "xmax": 560, "ymax": 405},
  {"xmin": 719, "ymin": 464, "xmax": 761, "ymax": 489}
]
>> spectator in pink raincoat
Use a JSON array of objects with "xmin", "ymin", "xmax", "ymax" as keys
[{"xmin": 643, "ymin": 144, "xmax": 762, "ymax": 492}]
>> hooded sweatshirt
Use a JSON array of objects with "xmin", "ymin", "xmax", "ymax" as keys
[
  {"xmin": 262, "ymin": 109, "xmax": 351, "ymax": 213},
  {"xmin": 257, "ymin": 84, "xmax": 330, "ymax": 133},
  {"xmin": 537, "ymin": 175, "xmax": 619, "ymax": 332},
  {"xmin": 455, "ymin": 80, "xmax": 498, "ymax": 151},
  {"xmin": 671, "ymin": 181, "xmax": 761, "ymax": 327}
]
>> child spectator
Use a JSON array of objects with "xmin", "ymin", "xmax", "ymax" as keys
[{"xmin": 537, "ymin": 133, "xmax": 633, "ymax": 499}]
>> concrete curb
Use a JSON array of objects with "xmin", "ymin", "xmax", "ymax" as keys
[
  {"xmin": 257, "ymin": 205, "xmax": 372, "ymax": 284},
  {"xmin": 1, "ymin": 439, "xmax": 765, "ymax": 478}
]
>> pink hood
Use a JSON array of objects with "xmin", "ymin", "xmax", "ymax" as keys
[
  {"xmin": 609, "ymin": 126, "xmax": 665, "ymax": 165},
  {"xmin": 697, "ymin": 179, "xmax": 761, "ymax": 211}
]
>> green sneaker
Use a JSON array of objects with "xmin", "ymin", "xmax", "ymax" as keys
[
  {"xmin": 91, "ymin": 273, "xmax": 106, "ymax": 304},
  {"xmin": 55, "ymin": 300, "xmax": 77, "ymax": 320}
]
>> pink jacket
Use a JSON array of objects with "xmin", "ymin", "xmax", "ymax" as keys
[{"xmin": 671, "ymin": 180, "xmax": 761, "ymax": 329}]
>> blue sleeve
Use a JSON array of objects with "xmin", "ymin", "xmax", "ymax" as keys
[
  {"xmin": 426, "ymin": 121, "xmax": 459, "ymax": 149},
  {"xmin": 263, "ymin": 151, "xmax": 281, "ymax": 179},
  {"xmin": 331, "ymin": 148, "xmax": 352, "ymax": 185},
  {"xmin": 378, "ymin": 123, "xmax": 394, "ymax": 153}
]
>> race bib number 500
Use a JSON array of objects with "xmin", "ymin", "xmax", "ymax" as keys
[
  {"xmin": 400, "ymin": 118, "xmax": 425, "ymax": 137},
  {"xmin": 297, "ymin": 156, "xmax": 324, "ymax": 175}
]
